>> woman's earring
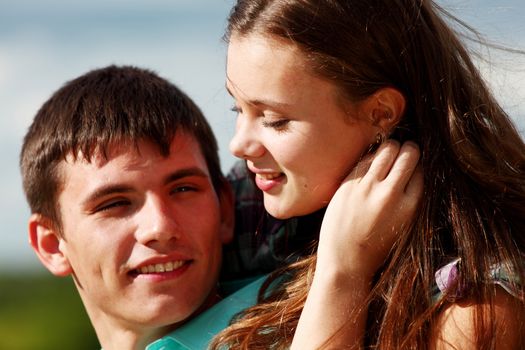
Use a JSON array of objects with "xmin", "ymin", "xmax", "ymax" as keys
[
  {"xmin": 375, "ymin": 132, "xmax": 385, "ymax": 145},
  {"xmin": 367, "ymin": 132, "xmax": 385, "ymax": 154}
]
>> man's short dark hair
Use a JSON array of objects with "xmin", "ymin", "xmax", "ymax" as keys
[{"xmin": 20, "ymin": 65, "xmax": 224, "ymax": 228}]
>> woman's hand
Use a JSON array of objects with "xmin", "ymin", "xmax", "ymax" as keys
[
  {"xmin": 316, "ymin": 140, "xmax": 423, "ymax": 278},
  {"xmin": 292, "ymin": 141, "xmax": 423, "ymax": 350}
]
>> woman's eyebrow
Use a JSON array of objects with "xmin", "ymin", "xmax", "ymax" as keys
[{"xmin": 226, "ymin": 79, "xmax": 291, "ymax": 109}]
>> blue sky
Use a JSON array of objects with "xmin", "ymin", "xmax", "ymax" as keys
[{"xmin": 1, "ymin": 0, "xmax": 524, "ymax": 272}]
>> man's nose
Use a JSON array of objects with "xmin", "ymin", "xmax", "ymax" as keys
[{"xmin": 135, "ymin": 196, "xmax": 180, "ymax": 248}]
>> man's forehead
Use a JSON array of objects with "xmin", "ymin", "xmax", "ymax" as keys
[
  {"xmin": 58, "ymin": 133, "xmax": 210, "ymax": 190},
  {"xmin": 62, "ymin": 133, "xmax": 202, "ymax": 167}
]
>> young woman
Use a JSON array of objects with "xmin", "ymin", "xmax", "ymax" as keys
[{"xmin": 213, "ymin": 0, "xmax": 525, "ymax": 348}]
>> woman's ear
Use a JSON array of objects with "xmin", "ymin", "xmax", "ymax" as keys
[
  {"xmin": 217, "ymin": 180, "xmax": 235, "ymax": 245},
  {"xmin": 28, "ymin": 214, "xmax": 72, "ymax": 277},
  {"xmin": 365, "ymin": 87, "xmax": 406, "ymax": 134}
]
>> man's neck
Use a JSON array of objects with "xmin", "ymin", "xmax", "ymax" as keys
[
  {"xmin": 96, "ymin": 321, "xmax": 173, "ymax": 350},
  {"xmin": 86, "ymin": 285, "xmax": 222, "ymax": 349}
]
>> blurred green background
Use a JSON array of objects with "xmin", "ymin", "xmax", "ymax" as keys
[{"xmin": 0, "ymin": 273, "xmax": 99, "ymax": 349}]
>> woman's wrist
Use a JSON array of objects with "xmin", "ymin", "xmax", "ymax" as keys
[
  {"xmin": 313, "ymin": 259, "xmax": 374, "ymax": 293},
  {"xmin": 316, "ymin": 242, "xmax": 384, "ymax": 281}
]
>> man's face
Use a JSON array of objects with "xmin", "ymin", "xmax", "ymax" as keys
[{"xmin": 55, "ymin": 133, "xmax": 231, "ymax": 332}]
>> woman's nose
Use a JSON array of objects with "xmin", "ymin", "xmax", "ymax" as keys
[{"xmin": 229, "ymin": 116, "xmax": 265, "ymax": 159}]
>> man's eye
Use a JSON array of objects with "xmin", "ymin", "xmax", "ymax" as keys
[
  {"xmin": 95, "ymin": 200, "xmax": 130, "ymax": 212},
  {"xmin": 230, "ymin": 105, "xmax": 241, "ymax": 114},
  {"xmin": 171, "ymin": 186, "xmax": 197, "ymax": 195}
]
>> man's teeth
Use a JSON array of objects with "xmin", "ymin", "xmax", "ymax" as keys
[
  {"xmin": 256, "ymin": 173, "xmax": 282, "ymax": 180},
  {"xmin": 139, "ymin": 261, "xmax": 184, "ymax": 274}
]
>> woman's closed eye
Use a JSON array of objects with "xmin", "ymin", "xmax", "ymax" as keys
[
  {"xmin": 261, "ymin": 118, "xmax": 290, "ymax": 131},
  {"xmin": 231, "ymin": 102, "xmax": 291, "ymax": 131}
]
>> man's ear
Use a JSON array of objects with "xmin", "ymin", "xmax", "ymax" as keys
[
  {"xmin": 217, "ymin": 180, "xmax": 235, "ymax": 244},
  {"xmin": 28, "ymin": 214, "xmax": 72, "ymax": 277},
  {"xmin": 363, "ymin": 87, "xmax": 406, "ymax": 134}
]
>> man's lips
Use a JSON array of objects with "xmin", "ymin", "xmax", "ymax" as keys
[
  {"xmin": 137, "ymin": 260, "xmax": 185, "ymax": 274},
  {"xmin": 128, "ymin": 258, "xmax": 192, "ymax": 277}
]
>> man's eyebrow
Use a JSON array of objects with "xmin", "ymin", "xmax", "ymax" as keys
[
  {"xmin": 163, "ymin": 167, "xmax": 209, "ymax": 185},
  {"xmin": 225, "ymin": 80, "xmax": 291, "ymax": 109}
]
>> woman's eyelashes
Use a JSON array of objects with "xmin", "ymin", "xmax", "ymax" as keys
[
  {"xmin": 261, "ymin": 118, "xmax": 290, "ymax": 131},
  {"xmin": 231, "ymin": 103, "xmax": 290, "ymax": 131}
]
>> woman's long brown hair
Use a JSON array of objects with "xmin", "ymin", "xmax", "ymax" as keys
[{"xmin": 211, "ymin": 0, "xmax": 525, "ymax": 348}]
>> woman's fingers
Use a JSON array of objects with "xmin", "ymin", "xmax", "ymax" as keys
[
  {"xmin": 347, "ymin": 152, "xmax": 374, "ymax": 182},
  {"xmin": 364, "ymin": 140, "xmax": 401, "ymax": 182},
  {"xmin": 384, "ymin": 141, "xmax": 421, "ymax": 192},
  {"xmin": 317, "ymin": 140, "xmax": 423, "ymax": 278},
  {"xmin": 405, "ymin": 165, "xmax": 424, "ymax": 200}
]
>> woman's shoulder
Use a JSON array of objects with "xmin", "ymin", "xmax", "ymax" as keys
[
  {"xmin": 431, "ymin": 286, "xmax": 524, "ymax": 349},
  {"xmin": 431, "ymin": 258, "xmax": 525, "ymax": 348}
]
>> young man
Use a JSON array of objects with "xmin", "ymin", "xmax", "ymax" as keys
[{"xmin": 20, "ymin": 65, "xmax": 234, "ymax": 350}]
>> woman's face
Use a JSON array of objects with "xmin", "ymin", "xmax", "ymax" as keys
[{"xmin": 227, "ymin": 34, "xmax": 377, "ymax": 219}]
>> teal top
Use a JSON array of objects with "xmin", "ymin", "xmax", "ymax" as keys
[{"xmin": 145, "ymin": 274, "xmax": 267, "ymax": 350}]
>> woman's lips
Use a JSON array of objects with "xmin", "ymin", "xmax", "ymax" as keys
[{"xmin": 254, "ymin": 172, "xmax": 285, "ymax": 192}]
